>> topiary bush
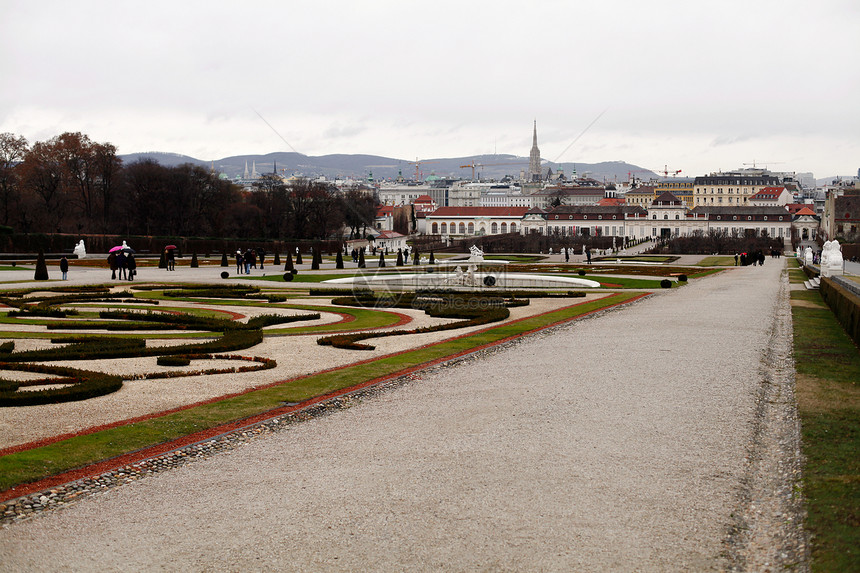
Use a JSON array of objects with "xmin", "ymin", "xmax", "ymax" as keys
[
  {"xmin": 157, "ymin": 355, "xmax": 191, "ymax": 367},
  {"xmin": 660, "ymin": 279, "xmax": 672, "ymax": 288},
  {"xmin": 0, "ymin": 363, "xmax": 123, "ymax": 406},
  {"xmin": 677, "ymin": 274, "xmax": 688, "ymax": 282},
  {"xmin": 221, "ymin": 271, "xmax": 229, "ymax": 279}
]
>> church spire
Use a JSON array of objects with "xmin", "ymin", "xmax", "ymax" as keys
[{"xmin": 528, "ymin": 120, "xmax": 542, "ymax": 183}]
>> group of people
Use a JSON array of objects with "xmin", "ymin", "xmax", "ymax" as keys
[
  {"xmin": 107, "ymin": 250, "xmax": 137, "ymax": 280},
  {"xmin": 235, "ymin": 248, "xmax": 265, "ymax": 274},
  {"xmin": 735, "ymin": 251, "xmax": 767, "ymax": 267}
]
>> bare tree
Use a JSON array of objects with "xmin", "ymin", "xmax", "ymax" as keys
[{"xmin": 0, "ymin": 133, "xmax": 28, "ymax": 227}]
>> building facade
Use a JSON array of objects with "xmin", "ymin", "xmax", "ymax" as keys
[{"xmin": 693, "ymin": 173, "xmax": 781, "ymax": 207}]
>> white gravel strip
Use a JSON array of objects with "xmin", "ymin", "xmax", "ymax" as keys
[{"xmin": 0, "ymin": 261, "xmax": 801, "ymax": 571}]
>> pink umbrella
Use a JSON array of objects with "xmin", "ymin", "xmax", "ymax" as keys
[{"xmin": 109, "ymin": 246, "xmax": 124, "ymax": 253}]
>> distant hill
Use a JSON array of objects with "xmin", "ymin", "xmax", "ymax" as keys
[{"xmin": 119, "ymin": 151, "xmax": 657, "ymax": 183}]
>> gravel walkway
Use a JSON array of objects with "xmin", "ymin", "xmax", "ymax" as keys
[{"xmin": 0, "ymin": 260, "xmax": 806, "ymax": 571}]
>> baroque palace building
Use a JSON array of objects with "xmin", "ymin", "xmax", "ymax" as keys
[{"xmin": 426, "ymin": 190, "xmax": 795, "ymax": 240}]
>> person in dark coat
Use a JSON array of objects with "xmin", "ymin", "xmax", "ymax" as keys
[
  {"xmin": 258, "ymin": 249, "xmax": 265, "ymax": 269},
  {"xmin": 236, "ymin": 251, "xmax": 244, "ymax": 274},
  {"xmin": 108, "ymin": 252, "xmax": 117, "ymax": 280},
  {"xmin": 59, "ymin": 256, "xmax": 69, "ymax": 280},
  {"xmin": 166, "ymin": 249, "xmax": 175, "ymax": 271},
  {"xmin": 127, "ymin": 254, "xmax": 137, "ymax": 281},
  {"xmin": 117, "ymin": 251, "xmax": 127, "ymax": 280}
]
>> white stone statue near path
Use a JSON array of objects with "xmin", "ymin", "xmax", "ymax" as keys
[
  {"xmin": 804, "ymin": 247, "xmax": 813, "ymax": 265},
  {"xmin": 73, "ymin": 240, "xmax": 86, "ymax": 259},
  {"xmin": 821, "ymin": 240, "xmax": 844, "ymax": 277}
]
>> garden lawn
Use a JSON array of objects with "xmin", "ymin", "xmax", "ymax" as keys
[
  {"xmin": 790, "ymin": 288, "xmax": 860, "ymax": 572},
  {"xmin": 0, "ymin": 292, "xmax": 643, "ymax": 493}
]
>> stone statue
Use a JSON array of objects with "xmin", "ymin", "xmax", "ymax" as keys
[
  {"xmin": 804, "ymin": 246, "xmax": 813, "ymax": 265},
  {"xmin": 73, "ymin": 240, "xmax": 86, "ymax": 259},
  {"xmin": 468, "ymin": 245, "xmax": 484, "ymax": 262},
  {"xmin": 822, "ymin": 240, "xmax": 844, "ymax": 277}
]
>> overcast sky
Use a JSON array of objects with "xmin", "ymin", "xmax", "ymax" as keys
[{"xmin": 2, "ymin": 0, "xmax": 859, "ymax": 178}]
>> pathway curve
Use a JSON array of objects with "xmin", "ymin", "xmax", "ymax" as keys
[{"xmin": 0, "ymin": 260, "xmax": 806, "ymax": 571}]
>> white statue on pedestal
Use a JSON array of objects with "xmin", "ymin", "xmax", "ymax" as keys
[
  {"xmin": 823, "ymin": 240, "xmax": 844, "ymax": 277},
  {"xmin": 804, "ymin": 246, "xmax": 813, "ymax": 265},
  {"xmin": 468, "ymin": 245, "xmax": 484, "ymax": 262},
  {"xmin": 73, "ymin": 240, "xmax": 86, "ymax": 259}
]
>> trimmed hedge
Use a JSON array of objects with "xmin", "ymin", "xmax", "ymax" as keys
[
  {"xmin": 0, "ymin": 363, "xmax": 123, "ymax": 406},
  {"xmin": 157, "ymin": 355, "xmax": 191, "ymax": 367}
]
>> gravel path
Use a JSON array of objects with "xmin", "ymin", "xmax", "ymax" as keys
[{"xmin": 0, "ymin": 260, "xmax": 806, "ymax": 571}]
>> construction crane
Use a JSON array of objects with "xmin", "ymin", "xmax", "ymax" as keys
[
  {"xmin": 743, "ymin": 160, "xmax": 783, "ymax": 169},
  {"xmin": 652, "ymin": 165, "xmax": 682, "ymax": 178},
  {"xmin": 406, "ymin": 158, "xmax": 440, "ymax": 182},
  {"xmin": 459, "ymin": 160, "xmax": 529, "ymax": 181}
]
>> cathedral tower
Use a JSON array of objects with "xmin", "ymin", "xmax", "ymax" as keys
[{"xmin": 528, "ymin": 120, "xmax": 542, "ymax": 183}]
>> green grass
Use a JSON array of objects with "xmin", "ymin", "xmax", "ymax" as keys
[
  {"xmin": 0, "ymin": 292, "xmax": 643, "ymax": 492},
  {"xmin": 483, "ymin": 255, "xmax": 546, "ymax": 263},
  {"xmin": 790, "ymin": 288, "xmax": 860, "ymax": 571},
  {"xmin": 560, "ymin": 275, "xmax": 681, "ymax": 289},
  {"xmin": 697, "ymin": 256, "xmax": 737, "ymax": 266}
]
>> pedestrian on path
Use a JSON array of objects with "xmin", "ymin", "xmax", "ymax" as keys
[
  {"xmin": 59, "ymin": 256, "xmax": 68, "ymax": 280},
  {"xmin": 127, "ymin": 254, "xmax": 136, "ymax": 281}
]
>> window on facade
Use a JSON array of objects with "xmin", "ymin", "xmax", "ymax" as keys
[
  {"xmin": 458, "ymin": 222, "xmax": 466, "ymax": 234},
  {"xmin": 467, "ymin": 222, "xmax": 474, "ymax": 234},
  {"xmin": 510, "ymin": 223, "xmax": 517, "ymax": 233},
  {"xmin": 763, "ymin": 216, "xmax": 767, "ymax": 221},
  {"xmin": 432, "ymin": 222, "xmax": 438, "ymax": 234},
  {"xmin": 491, "ymin": 222, "xmax": 498, "ymax": 233},
  {"xmin": 748, "ymin": 216, "xmax": 752, "ymax": 220},
  {"xmin": 663, "ymin": 214, "xmax": 668, "ymax": 220},
  {"xmin": 501, "ymin": 222, "xmax": 507, "ymax": 233},
  {"xmin": 652, "ymin": 215, "xmax": 657, "ymax": 220},
  {"xmin": 675, "ymin": 214, "xmax": 679, "ymax": 219},
  {"xmin": 441, "ymin": 223, "xmax": 447, "ymax": 234},
  {"xmin": 717, "ymin": 216, "xmax": 721, "ymax": 220},
  {"xmin": 569, "ymin": 215, "xmax": 573, "ymax": 220}
]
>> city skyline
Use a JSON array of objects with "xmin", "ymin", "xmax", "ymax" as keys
[{"xmin": 2, "ymin": 0, "xmax": 859, "ymax": 179}]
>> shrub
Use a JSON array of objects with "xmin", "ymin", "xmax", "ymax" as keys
[
  {"xmin": 34, "ymin": 250, "xmax": 49, "ymax": 281},
  {"xmin": 157, "ymin": 355, "xmax": 191, "ymax": 367},
  {"xmin": 578, "ymin": 270, "xmax": 586, "ymax": 276},
  {"xmin": 0, "ymin": 363, "xmax": 123, "ymax": 406},
  {"xmin": 191, "ymin": 253, "xmax": 199, "ymax": 268},
  {"xmin": 678, "ymin": 274, "xmax": 688, "ymax": 282},
  {"xmin": 221, "ymin": 253, "xmax": 229, "ymax": 267},
  {"xmin": 283, "ymin": 272, "xmax": 293, "ymax": 282},
  {"xmin": 660, "ymin": 279, "xmax": 672, "ymax": 288},
  {"xmin": 221, "ymin": 271, "xmax": 229, "ymax": 279}
]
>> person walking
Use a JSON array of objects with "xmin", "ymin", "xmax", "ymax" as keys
[
  {"xmin": 166, "ymin": 249, "xmax": 175, "ymax": 271},
  {"xmin": 258, "ymin": 249, "xmax": 266, "ymax": 270},
  {"xmin": 108, "ymin": 252, "xmax": 117, "ymax": 280},
  {"xmin": 127, "ymin": 253, "xmax": 136, "ymax": 281},
  {"xmin": 117, "ymin": 251, "xmax": 127, "ymax": 280},
  {"xmin": 244, "ymin": 249, "xmax": 253, "ymax": 274},
  {"xmin": 59, "ymin": 256, "xmax": 69, "ymax": 280},
  {"xmin": 236, "ymin": 251, "xmax": 244, "ymax": 274}
]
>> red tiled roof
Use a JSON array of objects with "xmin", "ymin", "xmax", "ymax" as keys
[
  {"xmin": 794, "ymin": 207, "xmax": 817, "ymax": 216},
  {"xmin": 597, "ymin": 197, "xmax": 625, "ymax": 206}
]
